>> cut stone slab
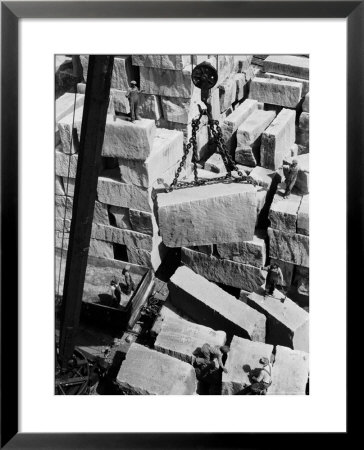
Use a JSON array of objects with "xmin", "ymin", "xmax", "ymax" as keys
[
  {"xmin": 129, "ymin": 209, "xmax": 157, "ymax": 236},
  {"xmin": 111, "ymin": 89, "xmax": 130, "ymax": 114},
  {"xmin": 55, "ymin": 176, "xmax": 64, "ymax": 195},
  {"xmin": 297, "ymin": 195, "xmax": 309, "ymax": 235},
  {"xmin": 204, "ymin": 153, "xmax": 228, "ymax": 173},
  {"xmin": 221, "ymin": 99, "xmax": 258, "ymax": 154},
  {"xmin": 302, "ymin": 92, "xmax": 310, "ymax": 112},
  {"xmin": 215, "ymin": 235, "xmax": 266, "ymax": 267},
  {"xmin": 97, "ymin": 177, "xmax": 153, "ymax": 212},
  {"xmin": 55, "ymin": 232, "xmax": 114, "ymax": 259},
  {"xmin": 157, "ymin": 182, "xmax": 258, "ymax": 247},
  {"xmin": 268, "ymin": 227, "xmax": 309, "ymax": 268},
  {"xmin": 116, "ymin": 343, "xmax": 197, "ymax": 395},
  {"xmin": 55, "ymin": 195, "xmax": 73, "ymax": 220},
  {"xmin": 101, "ymin": 116, "xmax": 156, "ymax": 160},
  {"xmin": 260, "ymin": 108, "xmax": 296, "ymax": 170},
  {"xmin": 268, "ymin": 346, "xmax": 309, "ymax": 395},
  {"xmin": 118, "ymin": 128, "xmax": 184, "ymax": 187},
  {"xmin": 55, "ymin": 150, "xmax": 78, "ymax": 178},
  {"xmin": 269, "ymin": 192, "xmax": 302, "ymax": 233},
  {"xmin": 109, "ymin": 206, "xmax": 131, "ymax": 229},
  {"xmin": 222, "ymin": 336, "xmax": 273, "ymax": 395},
  {"xmin": 140, "ymin": 66, "xmax": 193, "ymax": 98},
  {"xmin": 181, "ymin": 247, "xmax": 266, "ymax": 293},
  {"xmin": 249, "ymin": 77, "xmax": 302, "ymax": 108},
  {"xmin": 234, "ymin": 73, "xmax": 248, "ymax": 101},
  {"xmin": 247, "ymin": 288, "xmax": 309, "ymax": 352},
  {"xmin": 235, "ymin": 145, "xmax": 258, "ymax": 167},
  {"xmin": 237, "ymin": 110, "xmax": 276, "ymax": 147},
  {"xmin": 160, "ymin": 96, "xmax": 192, "ymax": 125},
  {"xmin": 126, "ymin": 242, "xmax": 167, "ymax": 271},
  {"xmin": 56, "ymin": 92, "xmax": 84, "ymax": 125},
  {"xmin": 132, "ymin": 55, "xmax": 192, "ymax": 71},
  {"xmin": 62, "ymin": 177, "xmax": 75, "ymax": 197},
  {"xmin": 154, "ymin": 313, "xmax": 226, "ymax": 364},
  {"xmin": 93, "ymin": 201, "xmax": 110, "ymax": 226},
  {"xmin": 91, "ymin": 223, "xmax": 157, "ymax": 251},
  {"xmin": 139, "ymin": 93, "xmax": 162, "ymax": 120},
  {"xmin": 260, "ymin": 72, "xmax": 309, "ymax": 96},
  {"xmin": 219, "ymin": 78, "xmax": 237, "ymax": 113},
  {"xmin": 263, "ymin": 55, "xmax": 309, "ymax": 80},
  {"xmin": 168, "ymin": 265, "xmax": 266, "ymax": 341},
  {"xmin": 249, "ymin": 166, "xmax": 276, "ymax": 190},
  {"xmin": 57, "ymin": 107, "xmax": 84, "ymax": 154}
]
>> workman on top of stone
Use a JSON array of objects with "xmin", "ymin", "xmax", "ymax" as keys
[
  {"xmin": 279, "ymin": 158, "xmax": 299, "ymax": 199},
  {"xmin": 126, "ymin": 80, "xmax": 144, "ymax": 122},
  {"xmin": 261, "ymin": 263, "xmax": 284, "ymax": 297},
  {"xmin": 192, "ymin": 343, "xmax": 230, "ymax": 379},
  {"xmin": 110, "ymin": 279, "xmax": 122, "ymax": 307},
  {"xmin": 249, "ymin": 357, "xmax": 272, "ymax": 395},
  {"xmin": 122, "ymin": 264, "xmax": 135, "ymax": 295}
]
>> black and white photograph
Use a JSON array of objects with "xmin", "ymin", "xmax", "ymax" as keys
[{"xmin": 54, "ymin": 54, "xmax": 309, "ymax": 396}]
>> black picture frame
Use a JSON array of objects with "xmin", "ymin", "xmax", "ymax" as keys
[{"xmin": 1, "ymin": 1, "xmax": 359, "ymax": 447}]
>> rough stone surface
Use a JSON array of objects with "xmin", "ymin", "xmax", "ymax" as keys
[
  {"xmin": 126, "ymin": 242, "xmax": 167, "ymax": 271},
  {"xmin": 118, "ymin": 128, "xmax": 184, "ymax": 187},
  {"xmin": 219, "ymin": 78, "xmax": 237, "ymax": 113},
  {"xmin": 111, "ymin": 89, "xmax": 130, "ymax": 114},
  {"xmin": 234, "ymin": 55, "xmax": 253, "ymax": 72},
  {"xmin": 260, "ymin": 108, "xmax": 296, "ymax": 170},
  {"xmin": 157, "ymin": 183, "xmax": 257, "ymax": 247},
  {"xmin": 248, "ymin": 288, "xmax": 309, "ymax": 352},
  {"xmin": 204, "ymin": 153, "xmax": 228, "ymax": 173},
  {"xmin": 237, "ymin": 110, "xmax": 276, "ymax": 147},
  {"xmin": 55, "ymin": 176, "xmax": 64, "ymax": 195},
  {"xmin": 168, "ymin": 265, "xmax": 266, "ymax": 341},
  {"xmin": 132, "ymin": 55, "xmax": 192, "ymax": 71},
  {"xmin": 56, "ymin": 150, "xmax": 78, "ymax": 178},
  {"xmin": 116, "ymin": 343, "xmax": 197, "ymax": 395},
  {"xmin": 109, "ymin": 206, "xmax": 131, "ymax": 229},
  {"xmin": 97, "ymin": 177, "xmax": 153, "ymax": 212},
  {"xmin": 222, "ymin": 336, "xmax": 274, "ymax": 395},
  {"xmin": 302, "ymin": 92, "xmax": 310, "ymax": 112},
  {"xmin": 91, "ymin": 223, "xmax": 156, "ymax": 251},
  {"xmin": 268, "ymin": 227, "xmax": 309, "ymax": 268},
  {"xmin": 188, "ymin": 244, "xmax": 213, "ymax": 256},
  {"xmin": 154, "ymin": 314, "xmax": 226, "ymax": 364},
  {"xmin": 140, "ymin": 66, "xmax": 193, "ymax": 98},
  {"xmin": 216, "ymin": 235, "xmax": 266, "ymax": 267},
  {"xmin": 249, "ymin": 166, "xmax": 276, "ymax": 190},
  {"xmin": 129, "ymin": 209, "xmax": 157, "ymax": 236},
  {"xmin": 181, "ymin": 247, "xmax": 266, "ymax": 293},
  {"xmin": 57, "ymin": 107, "xmax": 83, "ymax": 154},
  {"xmin": 62, "ymin": 177, "xmax": 75, "ymax": 197},
  {"xmin": 221, "ymin": 99, "xmax": 258, "ymax": 154},
  {"xmin": 249, "ymin": 77, "xmax": 302, "ymax": 108},
  {"xmin": 269, "ymin": 346, "xmax": 309, "ymax": 395},
  {"xmin": 263, "ymin": 55, "xmax": 309, "ymax": 80},
  {"xmin": 139, "ymin": 94, "xmax": 163, "ymax": 120},
  {"xmin": 295, "ymin": 154, "xmax": 309, "ymax": 195},
  {"xmin": 56, "ymin": 92, "xmax": 84, "ymax": 125},
  {"xmin": 93, "ymin": 201, "xmax": 110, "ymax": 225},
  {"xmin": 55, "ymin": 233, "xmax": 114, "ymax": 259},
  {"xmin": 55, "ymin": 195, "xmax": 73, "ymax": 220},
  {"xmin": 101, "ymin": 116, "xmax": 156, "ymax": 160},
  {"xmin": 235, "ymin": 145, "xmax": 258, "ymax": 167},
  {"xmin": 269, "ymin": 192, "xmax": 302, "ymax": 233},
  {"xmin": 234, "ymin": 73, "xmax": 248, "ymax": 101},
  {"xmin": 297, "ymin": 195, "xmax": 309, "ymax": 235},
  {"xmin": 260, "ymin": 72, "xmax": 309, "ymax": 96}
]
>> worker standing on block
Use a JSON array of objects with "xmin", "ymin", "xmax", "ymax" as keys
[
  {"xmin": 261, "ymin": 263, "xmax": 284, "ymax": 297},
  {"xmin": 122, "ymin": 265, "xmax": 135, "ymax": 295},
  {"xmin": 279, "ymin": 159, "xmax": 299, "ymax": 199},
  {"xmin": 126, "ymin": 81, "xmax": 143, "ymax": 122},
  {"xmin": 249, "ymin": 357, "xmax": 272, "ymax": 395},
  {"xmin": 110, "ymin": 279, "xmax": 122, "ymax": 307},
  {"xmin": 193, "ymin": 343, "xmax": 230, "ymax": 377}
]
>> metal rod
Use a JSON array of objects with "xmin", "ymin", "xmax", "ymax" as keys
[{"xmin": 58, "ymin": 55, "xmax": 114, "ymax": 369}]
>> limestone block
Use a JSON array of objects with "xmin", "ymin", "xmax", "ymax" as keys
[
  {"xmin": 181, "ymin": 247, "xmax": 266, "ymax": 293},
  {"xmin": 129, "ymin": 209, "xmax": 157, "ymax": 236},
  {"xmin": 55, "ymin": 150, "xmax": 78, "ymax": 178},
  {"xmin": 221, "ymin": 99, "xmax": 258, "ymax": 154},
  {"xmin": 269, "ymin": 192, "xmax": 302, "ymax": 233},
  {"xmin": 161, "ymin": 96, "xmax": 191, "ymax": 125},
  {"xmin": 263, "ymin": 55, "xmax": 309, "ymax": 80},
  {"xmin": 116, "ymin": 343, "xmax": 197, "ymax": 395},
  {"xmin": 235, "ymin": 145, "xmax": 258, "ymax": 167},
  {"xmin": 249, "ymin": 77, "xmax": 302, "ymax": 108},
  {"xmin": 55, "ymin": 232, "xmax": 114, "ymax": 259},
  {"xmin": 260, "ymin": 72, "xmax": 309, "ymax": 96},
  {"xmin": 268, "ymin": 227, "xmax": 309, "ymax": 268},
  {"xmin": 302, "ymin": 92, "xmax": 310, "ymax": 112},
  {"xmin": 93, "ymin": 201, "xmax": 109, "ymax": 225},
  {"xmin": 56, "ymin": 92, "xmax": 84, "ymax": 125},
  {"xmin": 157, "ymin": 182, "xmax": 257, "ymax": 247},
  {"xmin": 111, "ymin": 89, "xmax": 130, "ymax": 114},
  {"xmin": 247, "ymin": 289, "xmax": 309, "ymax": 352},
  {"xmin": 132, "ymin": 55, "xmax": 192, "ymax": 71},
  {"xmin": 91, "ymin": 222, "xmax": 156, "ymax": 251},
  {"xmin": 204, "ymin": 153, "xmax": 228, "ymax": 173},
  {"xmin": 216, "ymin": 235, "xmax": 266, "ymax": 267},
  {"xmin": 62, "ymin": 177, "xmax": 75, "ymax": 197},
  {"xmin": 109, "ymin": 205, "xmax": 131, "ymax": 229},
  {"xmin": 139, "ymin": 94, "xmax": 162, "ymax": 120},
  {"xmin": 97, "ymin": 177, "xmax": 153, "ymax": 212},
  {"xmin": 57, "ymin": 107, "xmax": 83, "ymax": 154},
  {"xmin": 101, "ymin": 116, "xmax": 156, "ymax": 160},
  {"xmin": 222, "ymin": 336, "xmax": 273, "ymax": 395},
  {"xmin": 297, "ymin": 195, "xmax": 309, "ymax": 235},
  {"xmin": 268, "ymin": 346, "xmax": 309, "ymax": 395},
  {"xmin": 219, "ymin": 78, "xmax": 237, "ymax": 113},
  {"xmin": 260, "ymin": 108, "xmax": 296, "ymax": 170},
  {"xmin": 234, "ymin": 55, "xmax": 253, "ymax": 72},
  {"xmin": 55, "ymin": 176, "xmax": 64, "ymax": 195},
  {"xmin": 118, "ymin": 128, "xmax": 184, "ymax": 187},
  {"xmin": 126, "ymin": 241, "xmax": 167, "ymax": 271},
  {"xmin": 269, "ymin": 258, "xmax": 295, "ymax": 287},
  {"xmin": 294, "ymin": 266, "xmax": 309, "ymax": 296},
  {"xmin": 299, "ymin": 112, "xmax": 309, "ymax": 130},
  {"xmin": 209, "ymin": 55, "xmax": 235, "ymax": 83},
  {"xmin": 55, "ymin": 217, "xmax": 71, "ymax": 233},
  {"xmin": 169, "ymin": 265, "xmax": 266, "ymax": 341},
  {"xmin": 55, "ymin": 195, "xmax": 73, "ymax": 220},
  {"xmin": 237, "ymin": 110, "xmax": 276, "ymax": 146},
  {"xmin": 249, "ymin": 166, "xmax": 276, "ymax": 190},
  {"xmin": 234, "ymin": 74, "xmax": 247, "ymax": 101},
  {"xmin": 295, "ymin": 154, "xmax": 309, "ymax": 195},
  {"xmin": 140, "ymin": 66, "xmax": 193, "ymax": 98},
  {"xmin": 154, "ymin": 314, "xmax": 226, "ymax": 364}
]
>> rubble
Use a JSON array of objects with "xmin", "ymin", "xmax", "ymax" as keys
[{"xmin": 169, "ymin": 265, "xmax": 266, "ymax": 341}]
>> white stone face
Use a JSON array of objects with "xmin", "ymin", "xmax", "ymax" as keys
[
  {"xmin": 237, "ymin": 110, "xmax": 276, "ymax": 147},
  {"xmin": 129, "ymin": 209, "xmax": 157, "ymax": 236},
  {"xmin": 116, "ymin": 343, "xmax": 197, "ymax": 395},
  {"xmin": 56, "ymin": 92, "xmax": 84, "ymax": 126},
  {"xmin": 132, "ymin": 55, "xmax": 192, "ymax": 71},
  {"xmin": 219, "ymin": 77, "xmax": 237, "ymax": 113},
  {"xmin": 157, "ymin": 182, "xmax": 258, "ymax": 247},
  {"xmin": 260, "ymin": 72, "xmax": 309, "ymax": 96},
  {"xmin": 109, "ymin": 206, "xmax": 131, "ymax": 229},
  {"xmin": 302, "ymin": 92, "xmax": 310, "ymax": 112},
  {"xmin": 181, "ymin": 247, "xmax": 266, "ymax": 292},
  {"xmin": 111, "ymin": 89, "xmax": 130, "ymax": 114},
  {"xmin": 249, "ymin": 77, "xmax": 302, "ymax": 108},
  {"xmin": 249, "ymin": 166, "xmax": 276, "ymax": 190},
  {"xmin": 93, "ymin": 201, "xmax": 110, "ymax": 225},
  {"xmin": 168, "ymin": 265, "xmax": 266, "ymax": 342},
  {"xmin": 140, "ymin": 66, "xmax": 193, "ymax": 98},
  {"xmin": 57, "ymin": 107, "xmax": 84, "ymax": 154},
  {"xmin": 55, "ymin": 176, "xmax": 65, "ymax": 195},
  {"xmin": 234, "ymin": 73, "xmax": 248, "ymax": 101},
  {"xmin": 55, "ymin": 150, "xmax": 78, "ymax": 178},
  {"xmin": 139, "ymin": 94, "xmax": 162, "ymax": 120},
  {"xmin": 268, "ymin": 227, "xmax": 309, "ymax": 267},
  {"xmin": 269, "ymin": 192, "xmax": 302, "ymax": 234},
  {"xmin": 62, "ymin": 177, "xmax": 75, "ymax": 197},
  {"xmin": 263, "ymin": 55, "xmax": 309, "ymax": 80},
  {"xmin": 222, "ymin": 336, "xmax": 274, "ymax": 395},
  {"xmin": 55, "ymin": 195, "xmax": 73, "ymax": 220},
  {"xmin": 268, "ymin": 346, "xmax": 309, "ymax": 395},
  {"xmin": 297, "ymin": 195, "xmax": 309, "ymax": 236},
  {"xmin": 101, "ymin": 116, "xmax": 156, "ymax": 160},
  {"xmin": 233, "ymin": 55, "xmax": 253, "ymax": 72},
  {"xmin": 215, "ymin": 235, "xmax": 266, "ymax": 267},
  {"xmin": 260, "ymin": 108, "xmax": 296, "ymax": 170}
]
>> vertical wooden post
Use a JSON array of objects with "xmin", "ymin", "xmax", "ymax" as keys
[{"xmin": 58, "ymin": 55, "xmax": 114, "ymax": 368}]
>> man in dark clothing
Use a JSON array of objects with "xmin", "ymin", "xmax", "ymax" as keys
[
  {"xmin": 122, "ymin": 265, "xmax": 135, "ymax": 295},
  {"xmin": 282, "ymin": 159, "xmax": 299, "ymax": 198},
  {"xmin": 261, "ymin": 263, "xmax": 284, "ymax": 297},
  {"xmin": 126, "ymin": 81, "xmax": 143, "ymax": 122},
  {"xmin": 110, "ymin": 279, "xmax": 122, "ymax": 307},
  {"xmin": 249, "ymin": 357, "xmax": 272, "ymax": 395}
]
